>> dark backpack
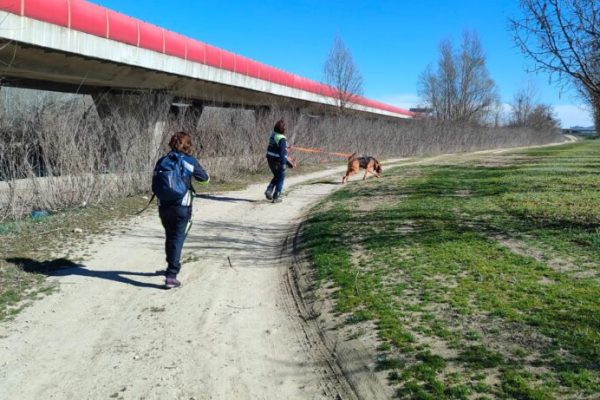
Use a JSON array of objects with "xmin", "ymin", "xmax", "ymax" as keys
[{"xmin": 152, "ymin": 152, "xmax": 190, "ymax": 202}]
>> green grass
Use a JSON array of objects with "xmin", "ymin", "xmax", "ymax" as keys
[{"xmin": 302, "ymin": 140, "xmax": 600, "ymax": 399}]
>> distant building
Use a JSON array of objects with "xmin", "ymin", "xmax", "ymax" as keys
[
  {"xmin": 562, "ymin": 126, "xmax": 597, "ymax": 137},
  {"xmin": 409, "ymin": 107, "xmax": 433, "ymax": 118}
]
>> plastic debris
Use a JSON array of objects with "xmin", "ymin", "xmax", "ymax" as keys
[{"xmin": 31, "ymin": 210, "xmax": 49, "ymax": 219}]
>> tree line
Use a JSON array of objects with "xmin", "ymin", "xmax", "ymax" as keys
[{"xmin": 324, "ymin": 0, "xmax": 598, "ymax": 131}]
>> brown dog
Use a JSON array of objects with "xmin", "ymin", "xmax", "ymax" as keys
[{"xmin": 342, "ymin": 153, "xmax": 382, "ymax": 183}]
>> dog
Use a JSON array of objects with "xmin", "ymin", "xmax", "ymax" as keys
[{"xmin": 342, "ymin": 153, "xmax": 382, "ymax": 183}]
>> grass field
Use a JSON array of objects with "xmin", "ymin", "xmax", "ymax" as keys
[{"xmin": 303, "ymin": 140, "xmax": 600, "ymax": 399}]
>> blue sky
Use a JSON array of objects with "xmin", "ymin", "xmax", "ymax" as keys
[{"xmin": 93, "ymin": 0, "xmax": 592, "ymax": 127}]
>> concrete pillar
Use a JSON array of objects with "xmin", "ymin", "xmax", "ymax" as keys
[
  {"xmin": 169, "ymin": 100, "xmax": 203, "ymax": 133},
  {"xmin": 92, "ymin": 90, "xmax": 173, "ymax": 154},
  {"xmin": 152, "ymin": 120, "xmax": 168, "ymax": 152}
]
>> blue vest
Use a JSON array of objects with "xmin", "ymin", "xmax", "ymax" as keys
[{"xmin": 266, "ymin": 132, "xmax": 286, "ymax": 158}]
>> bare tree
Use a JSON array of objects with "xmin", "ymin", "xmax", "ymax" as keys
[
  {"xmin": 418, "ymin": 31, "xmax": 498, "ymax": 124},
  {"xmin": 509, "ymin": 83, "xmax": 538, "ymax": 126},
  {"xmin": 323, "ymin": 36, "xmax": 364, "ymax": 112},
  {"xmin": 490, "ymin": 100, "xmax": 505, "ymax": 128},
  {"xmin": 508, "ymin": 83, "xmax": 560, "ymax": 130},
  {"xmin": 528, "ymin": 104, "xmax": 561, "ymax": 130},
  {"xmin": 510, "ymin": 0, "xmax": 600, "ymax": 131}
]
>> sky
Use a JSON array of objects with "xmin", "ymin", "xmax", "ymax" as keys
[{"xmin": 92, "ymin": 0, "xmax": 593, "ymax": 128}]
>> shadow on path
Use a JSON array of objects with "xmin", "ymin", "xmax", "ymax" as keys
[
  {"xmin": 196, "ymin": 194, "xmax": 257, "ymax": 203},
  {"xmin": 307, "ymin": 180, "xmax": 341, "ymax": 185},
  {"xmin": 6, "ymin": 257, "xmax": 165, "ymax": 289}
]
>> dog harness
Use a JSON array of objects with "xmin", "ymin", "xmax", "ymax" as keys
[{"xmin": 358, "ymin": 156, "xmax": 374, "ymax": 169}]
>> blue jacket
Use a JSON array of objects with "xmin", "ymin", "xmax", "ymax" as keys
[{"xmin": 159, "ymin": 150, "xmax": 209, "ymax": 207}]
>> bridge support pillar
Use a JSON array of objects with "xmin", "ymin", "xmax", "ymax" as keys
[
  {"xmin": 169, "ymin": 100, "xmax": 204, "ymax": 133},
  {"xmin": 92, "ymin": 90, "xmax": 173, "ymax": 152}
]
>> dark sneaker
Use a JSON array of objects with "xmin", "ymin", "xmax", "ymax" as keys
[
  {"xmin": 165, "ymin": 277, "xmax": 181, "ymax": 289},
  {"xmin": 264, "ymin": 190, "xmax": 273, "ymax": 200},
  {"xmin": 272, "ymin": 196, "xmax": 282, "ymax": 203}
]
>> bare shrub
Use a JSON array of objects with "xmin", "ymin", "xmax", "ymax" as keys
[
  {"xmin": 508, "ymin": 83, "xmax": 561, "ymax": 131},
  {"xmin": 0, "ymin": 88, "xmax": 171, "ymax": 220},
  {"xmin": 167, "ymin": 106, "xmax": 264, "ymax": 183},
  {"xmin": 0, "ymin": 87, "xmax": 564, "ymax": 221}
]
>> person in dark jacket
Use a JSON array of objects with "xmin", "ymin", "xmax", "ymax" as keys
[
  {"xmin": 158, "ymin": 132, "xmax": 209, "ymax": 289},
  {"xmin": 264, "ymin": 119, "xmax": 295, "ymax": 203}
]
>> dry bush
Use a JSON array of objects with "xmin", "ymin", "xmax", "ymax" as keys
[
  {"xmin": 0, "ymin": 89, "xmax": 171, "ymax": 220},
  {"xmin": 0, "ymin": 88, "xmax": 564, "ymax": 221},
  {"xmin": 190, "ymin": 107, "xmax": 265, "ymax": 180}
]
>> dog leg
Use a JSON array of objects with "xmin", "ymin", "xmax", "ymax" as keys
[{"xmin": 344, "ymin": 169, "xmax": 358, "ymax": 183}]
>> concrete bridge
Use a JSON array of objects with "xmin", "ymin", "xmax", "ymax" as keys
[{"xmin": 0, "ymin": 0, "xmax": 413, "ymax": 121}]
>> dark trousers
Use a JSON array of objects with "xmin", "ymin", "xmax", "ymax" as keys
[
  {"xmin": 267, "ymin": 157, "xmax": 286, "ymax": 196},
  {"xmin": 159, "ymin": 205, "xmax": 192, "ymax": 278}
]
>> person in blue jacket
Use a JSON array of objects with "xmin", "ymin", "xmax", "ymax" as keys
[
  {"xmin": 158, "ymin": 132, "xmax": 209, "ymax": 289},
  {"xmin": 264, "ymin": 119, "xmax": 295, "ymax": 203}
]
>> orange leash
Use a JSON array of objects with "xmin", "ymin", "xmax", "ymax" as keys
[{"xmin": 288, "ymin": 146, "xmax": 353, "ymax": 158}]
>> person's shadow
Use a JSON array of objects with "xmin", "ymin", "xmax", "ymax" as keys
[
  {"xmin": 6, "ymin": 257, "xmax": 166, "ymax": 289},
  {"xmin": 195, "ymin": 194, "xmax": 257, "ymax": 203}
]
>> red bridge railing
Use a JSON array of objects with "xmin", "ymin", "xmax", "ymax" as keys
[{"xmin": 0, "ymin": 0, "xmax": 413, "ymax": 117}]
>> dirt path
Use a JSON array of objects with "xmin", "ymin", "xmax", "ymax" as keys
[{"xmin": 1, "ymin": 159, "xmax": 413, "ymax": 400}]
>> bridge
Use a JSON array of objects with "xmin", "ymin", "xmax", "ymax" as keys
[{"xmin": 0, "ymin": 0, "xmax": 413, "ymax": 121}]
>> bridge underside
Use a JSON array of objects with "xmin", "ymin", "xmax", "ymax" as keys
[{"xmin": 0, "ymin": 39, "xmax": 348, "ymax": 116}]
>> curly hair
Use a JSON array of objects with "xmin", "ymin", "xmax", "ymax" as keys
[{"xmin": 168, "ymin": 131, "xmax": 194, "ymax": 155}]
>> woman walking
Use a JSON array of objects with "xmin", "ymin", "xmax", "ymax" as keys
[
  {"xmin": 155, "ymin": 131, "xmax": 209, "ymax": 289},
  {"xmin": 264, "ymin": 119, "xmax": 295, "ymax": 203}
]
